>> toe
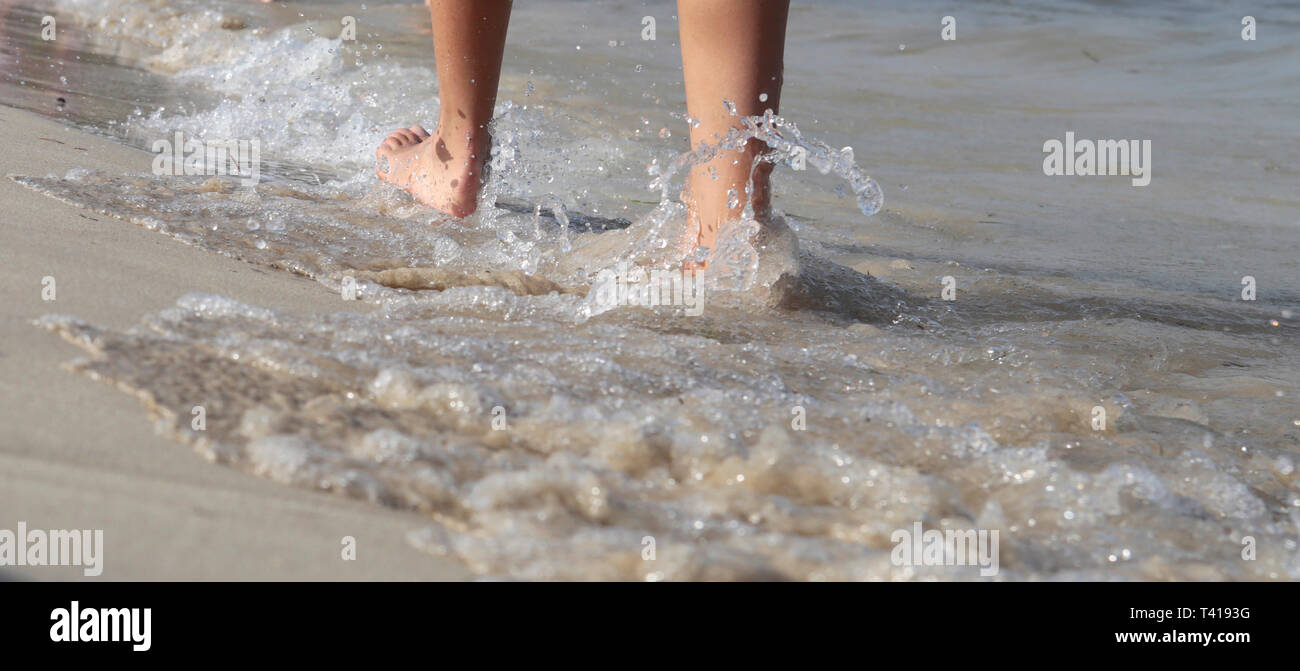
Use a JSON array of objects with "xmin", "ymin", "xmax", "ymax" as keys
[
  {"xmin": 378, "ymin": 127, "xmax": 429, "ymax": 157},
  {"xmin": 385, "ymin": 129, "xmax": 415, "ymax": 147}
]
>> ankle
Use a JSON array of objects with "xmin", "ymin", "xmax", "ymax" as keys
[
  {"xmin": 437, "ymin": 119, "xmax": 492, "ymax": 152},
  {"xmin": 688, "ymin": 161, "xmax": 772, "ymax": 221}
]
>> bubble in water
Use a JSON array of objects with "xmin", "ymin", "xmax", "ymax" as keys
[
  {"xmin": 727, "ymin": 188, "xmax": 740, "ymax": 210},
  {"xmin": 759, "ymin": 93, "xmax": 768, "ymax": 102},
  {"xmin": 658, "ymin": 128, "xmax": 671, "ymax": 139},
  {"xmin": 635, "ymin": 64, "xmax": 644, "ymax": 73},
  {"xmin": 855, "ymin": 178, "xmax": 884, "ymax": 216}
]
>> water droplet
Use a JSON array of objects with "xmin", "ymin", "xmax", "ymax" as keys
[{"xmin": 856, "ymin": 179, "xmax": 884, "ymax": 216}]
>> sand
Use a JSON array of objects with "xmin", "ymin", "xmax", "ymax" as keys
[{"xmin": 0, "ymin": 105, "xmax": 469, "ymax": 580}]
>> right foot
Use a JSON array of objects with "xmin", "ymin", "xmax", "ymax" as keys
[
  {"xmin": 375, "ymin": 124, "xmax": 489, "ymax": 218},
  {"xmin": 681, "ymin": 146, "xmax": 774, "ymax": 270}
]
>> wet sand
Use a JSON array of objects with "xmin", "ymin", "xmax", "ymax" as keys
[{"xmin": 0, "ymin": 105, "xmax": 469, "ymax": 580}]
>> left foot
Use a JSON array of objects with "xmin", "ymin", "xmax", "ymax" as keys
[{"xmin": 375, "ymin": 124, "xmax": 489, "ymax": 217}]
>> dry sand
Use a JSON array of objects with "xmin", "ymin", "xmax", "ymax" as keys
[{"xmin": 0, "ymin": 105, "xmax": 469, "ymax": 580}]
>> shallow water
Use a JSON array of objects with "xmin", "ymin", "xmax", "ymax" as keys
[{"xmin": 6, "ymin": 0, "xmax": 1300, "ymax": 579}]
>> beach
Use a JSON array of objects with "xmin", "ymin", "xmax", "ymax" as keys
[
  {"xmin": 0, "ymin": 106, "xmax": 468, "ymax": 579},
  {"xmin": 1, "ymin": 0, "xmax": 1298, "ymax": 581}
]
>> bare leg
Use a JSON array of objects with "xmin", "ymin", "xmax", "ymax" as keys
[
  {"xmin": 375, "ymin": 0, "xmax": 511, "ymax": 217},
  {"xmin": 678, "ymin": 0, "xmax": 789, "ymax": 264}
]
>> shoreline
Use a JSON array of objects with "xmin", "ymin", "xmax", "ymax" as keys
[{"xmin": 0, "ymin": 104, "xmax": 469, "ymax": 580}]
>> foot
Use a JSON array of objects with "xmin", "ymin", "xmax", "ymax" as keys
[
  {"xmin": 681, "ymin": 148, "xmax": 774, "ymax": 269},
  {"xmin": 375, "ymin": 124, "xmax": 488, "ymax": 218}
]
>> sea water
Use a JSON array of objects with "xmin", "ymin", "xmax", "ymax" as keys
[{"xmin": 4, "ymin": 0, "xmax": 1300, "ymax": 579}]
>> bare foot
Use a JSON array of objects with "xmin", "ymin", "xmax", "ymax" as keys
[
  {"xmin": 375, "ymin": 124, "xmax": 488, "ymax": 218},
  {"xmin": 681, "ymin": 145, "xmax": 774, "ymax": 270}
]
